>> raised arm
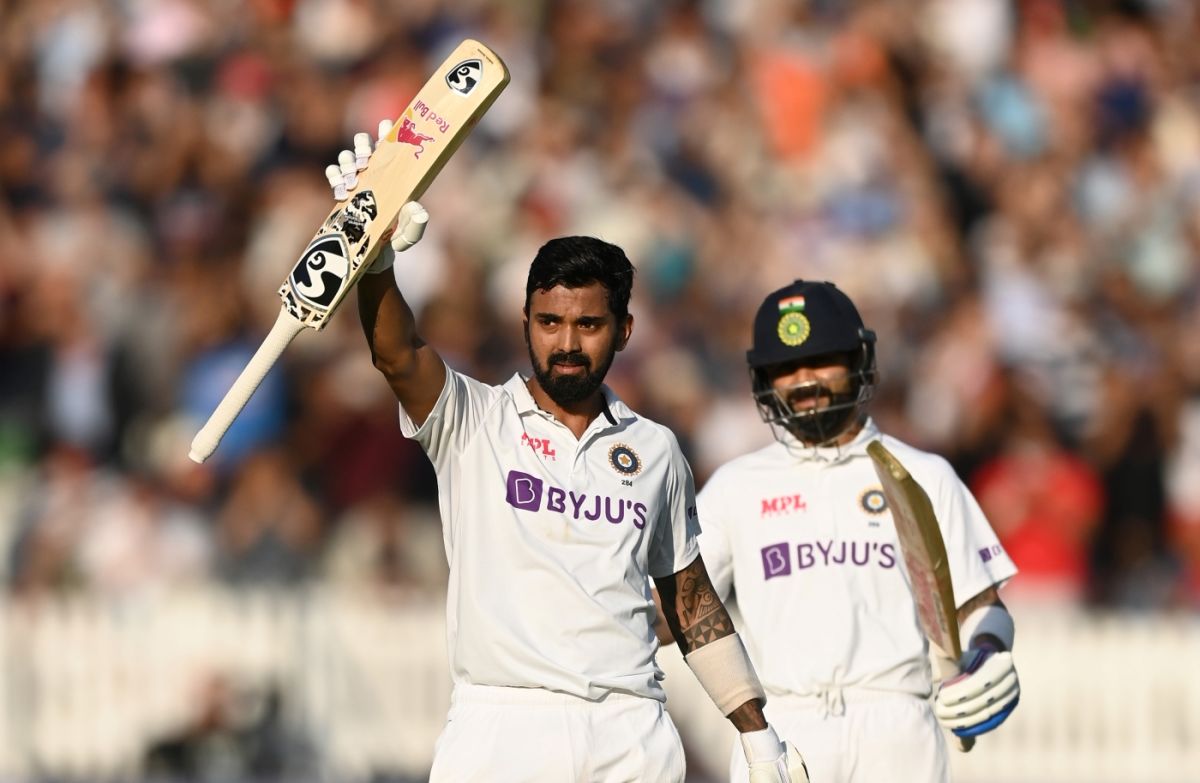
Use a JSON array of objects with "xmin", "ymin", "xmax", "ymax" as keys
[
  {"xmin": 356, "ymin": 257, "xmax": 445, "ymax": 425},
  {"xmin": 654, "ymin": 556, "xmax": 809, "ymax": 782},
  {"xmin": 327, "ymin": 123, "xmax": 447, "ymax": 426}
]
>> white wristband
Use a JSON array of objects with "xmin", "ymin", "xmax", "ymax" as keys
[
  {"xmin": 959, "ymin": 603, "xmax": 1015, "ymax": 651},
  {"xmin": 684, "ymin": 632, "xmax": 766, "ymax": 716}
]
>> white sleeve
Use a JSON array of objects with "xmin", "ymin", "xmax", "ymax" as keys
[
  {"xmin": 929, "ymin": 460, "xmax": 1019, "ymax": 608},
  {"xmin": 647, "ymin": 429, "xmax": 702, "ymax": 579},
  {"xmin": 398, "ymin": 364, "xmax": 500, "ymax": 472},
  {"xmin": 696, "ymin": 472, "xmax": 735, "ymax": 603}
]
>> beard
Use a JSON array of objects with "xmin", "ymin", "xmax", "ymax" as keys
[
  {"xmin": 755, "ymin": 376, "xmax": 860, "ymax": 445},
  {"xmin": 526, "ymin": 330, "xmax": 617, "ymax": 408}
]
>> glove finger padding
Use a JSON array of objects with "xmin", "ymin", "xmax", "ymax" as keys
[
  {"xmin": 366, "ymin": 201, "xmax": 427, "ymax": 274},
  {"xmin": 391, "ymin": 201, "xmax": 429, "ymax": 252},
  {"xmin": 324, "ymin": 119, "xmax": 430, "ymax": 273},
  {"xmin": 748, "ymin": 743, "xmax": 810, "ymax": 783},
  {"xmin": 935, "ymin": 650, "xmax": 1020, "ymax": 736}
]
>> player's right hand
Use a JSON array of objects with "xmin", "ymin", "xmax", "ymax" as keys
[
  {"xmin": 742, "ymin": 728, "xmax": 810, "ymax": 783},
  {"xmin": 934, "ymin": 646, "xmax": 1020, "ymax": 738},
  {"xmin": 326, "ymin": 120, "xmax": 429, "ymax": 273}
]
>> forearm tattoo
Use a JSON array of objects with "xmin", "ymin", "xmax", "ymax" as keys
[{"xmin": 656, "ymin": 557, "xmax": 735, "ymax": 655}]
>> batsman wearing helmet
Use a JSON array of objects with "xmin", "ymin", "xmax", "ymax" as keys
[{"xmin": 663, "ymin": 280, "xmax": 1020, "ymax": 782}]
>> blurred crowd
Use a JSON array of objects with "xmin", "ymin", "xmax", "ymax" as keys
[{"xmin": 3, "ymin": 0, "xmax": 1200, "ymax": 626}]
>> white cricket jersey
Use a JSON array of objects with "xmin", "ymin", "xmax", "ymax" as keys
[
  {"xmin": 400, "ymin": 366, "xmax": 701, "ymax": 702},
  {"xmin": 697, "ymin": 418, "xmax": 1017, "ymax": 699}
]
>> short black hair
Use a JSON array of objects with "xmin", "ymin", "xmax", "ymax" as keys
[{"xmin": 524, "ymin": 236, "xmax": 635, "ymax": 321}]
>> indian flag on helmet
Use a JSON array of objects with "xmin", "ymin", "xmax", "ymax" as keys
[{"xmin": 778, "ymin": 295, "xmax": 806, "ymax": 313}]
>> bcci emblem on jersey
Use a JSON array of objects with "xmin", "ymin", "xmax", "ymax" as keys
[
  {"xmin": 860, "ymin": 488, "xmax": 888, "ymax": 515},
  {"xmin": 608, "ymin": 444, "xmax": 642, "ymax": 476}
]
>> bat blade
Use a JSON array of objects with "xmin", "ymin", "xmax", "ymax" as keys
[
  {"xmin": 189, "ymin": 39, "xmax": 509, "ymax": 464},
  {"xmin": 279, "ymin": 38, "xmax": 510, "ymax": 329},
  {"xmin": 867, "ymin": 439, "xmax": 975, "ymax": 752}
]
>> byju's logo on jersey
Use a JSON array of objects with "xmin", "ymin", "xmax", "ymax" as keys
[
  {"xmin": 504, "ymin": 470, "xmax": 648, "ymax": 528},
  {"xmin": 979, "ymin": 544, "xmax": 1004, "ymax": 563},
  {"xmin": 761, "ymin": 543, "xmax": 792, "ymax": 580},
  {"xmin": 506, "ymin": 471, "xmax": 544, "ymax": 511},
  {"xmin": 760, "ymin": 539, "xmax": 897, "ymax": 582}
]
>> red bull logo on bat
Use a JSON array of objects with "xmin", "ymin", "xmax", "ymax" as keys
[{"xmin": 393, "ymin": 118, "xmax": 435, "ymax": 159}]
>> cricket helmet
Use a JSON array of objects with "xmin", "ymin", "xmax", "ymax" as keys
[{"xmin": 747, "ymin": 280, "xmax": 878, "ymax": 445}]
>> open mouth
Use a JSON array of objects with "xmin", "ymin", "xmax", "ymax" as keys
[{"xmin": 787, "ymin": 392, "xmax": 831, "ymax": 412}]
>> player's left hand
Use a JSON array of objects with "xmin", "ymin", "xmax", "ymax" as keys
[
  {"xmin": 748, "ymin": 742, "xmax": 810, "ymax": 783},
  {"xmin": 742, "ymin": 727, "xmax": 810, "ymax": 783},
  {"xmin": 325, "ymin": 119, "xmax": 429, "ymax": 274},
  {"xmin": 934, "ymin": 645, "xmax": 1020, "ymax": 738}
]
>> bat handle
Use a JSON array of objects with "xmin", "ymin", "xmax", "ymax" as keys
[
  {"xmin": 950, "ymin": 654, "xmax": 976, "ymax": 752},
  {"xmin": 188, "ymin": 308, "xmax": 304, "ymax": 464},
  {"xmin": 933, "ymin": 650, "xmax": 976, "ymax": 753}
]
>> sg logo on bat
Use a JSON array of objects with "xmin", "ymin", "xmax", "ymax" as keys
[
  {"xmin": 288, "ymin": 234, "xmax": 350, "ymax": 310},
  {"xmin": 447, "ymin": 59, "xmax": 482, "ymax": 95}
]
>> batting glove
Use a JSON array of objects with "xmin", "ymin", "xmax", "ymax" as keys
[
  {"xmin": 326, "ymin": 119, "xmax": 428, "ymax": 274},
  {"xmin": 934, "ymin": 645, "xmax": 1020, "ymax": 738},
  {"xmin": 742, "ymin": 727, "xmax": 810, "ymax": 783}
]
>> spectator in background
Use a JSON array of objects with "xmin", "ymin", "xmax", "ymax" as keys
[
  {"xmin": 214, "ymin": 449, "xmax": 322, "ymax": 587},
  {"xmin": 970, "ymin": 371, "xmax": 1105, "ymax": 603}
]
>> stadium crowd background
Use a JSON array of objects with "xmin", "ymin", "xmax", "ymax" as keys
[{"xmin": 1, "ymin": 0, "xmax": 1199, "ymax": 777}]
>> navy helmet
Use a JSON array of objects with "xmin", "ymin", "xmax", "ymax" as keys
[{"xmin": 747, "ymin": 280, "xmax": 878, "ymax": 445}]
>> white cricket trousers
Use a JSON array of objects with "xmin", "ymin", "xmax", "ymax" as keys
[
  {"xmin": 429, "ymin": 683, "xmax": 686, "ymax": 783},
  {"xmin": 727, "ymin": 689, "xmax": 949, "ymax": 783}
]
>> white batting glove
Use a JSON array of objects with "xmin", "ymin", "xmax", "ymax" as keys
[
  {"xmin": 742, "ymin": 727, "xmax": 810, "ymax": 783},
  {"xmin": 934, "ymin": 646, "xmax": 1020, "ymax": 739},
  {"xmin": 326, "ymin": 121, "xmax": 429, "ymax": 274}
]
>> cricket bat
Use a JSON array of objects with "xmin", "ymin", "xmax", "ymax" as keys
[
  {"xmin": 867, "ymin": 439, "xmax": 976, "ymax": 752},
  {"xmin": 189, "ymin": 39, "xmax": 509, "ymax": 464}
]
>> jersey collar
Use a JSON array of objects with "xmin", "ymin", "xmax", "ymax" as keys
[
  {"xmin": 778, "ymin": 417, "xmax": 882, "ymax": 464},
  {"xmin": 505, "ymin": 372, "xmax": 637, "ymax": 428}
]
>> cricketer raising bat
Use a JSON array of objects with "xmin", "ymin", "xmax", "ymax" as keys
[
  {"xmin": 189, "ymin": 39, "xmax": 509, "ymax": 464},
  {"xmin": 866, "ymin": 440, "xmax": 976, "ymax": 753}
]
